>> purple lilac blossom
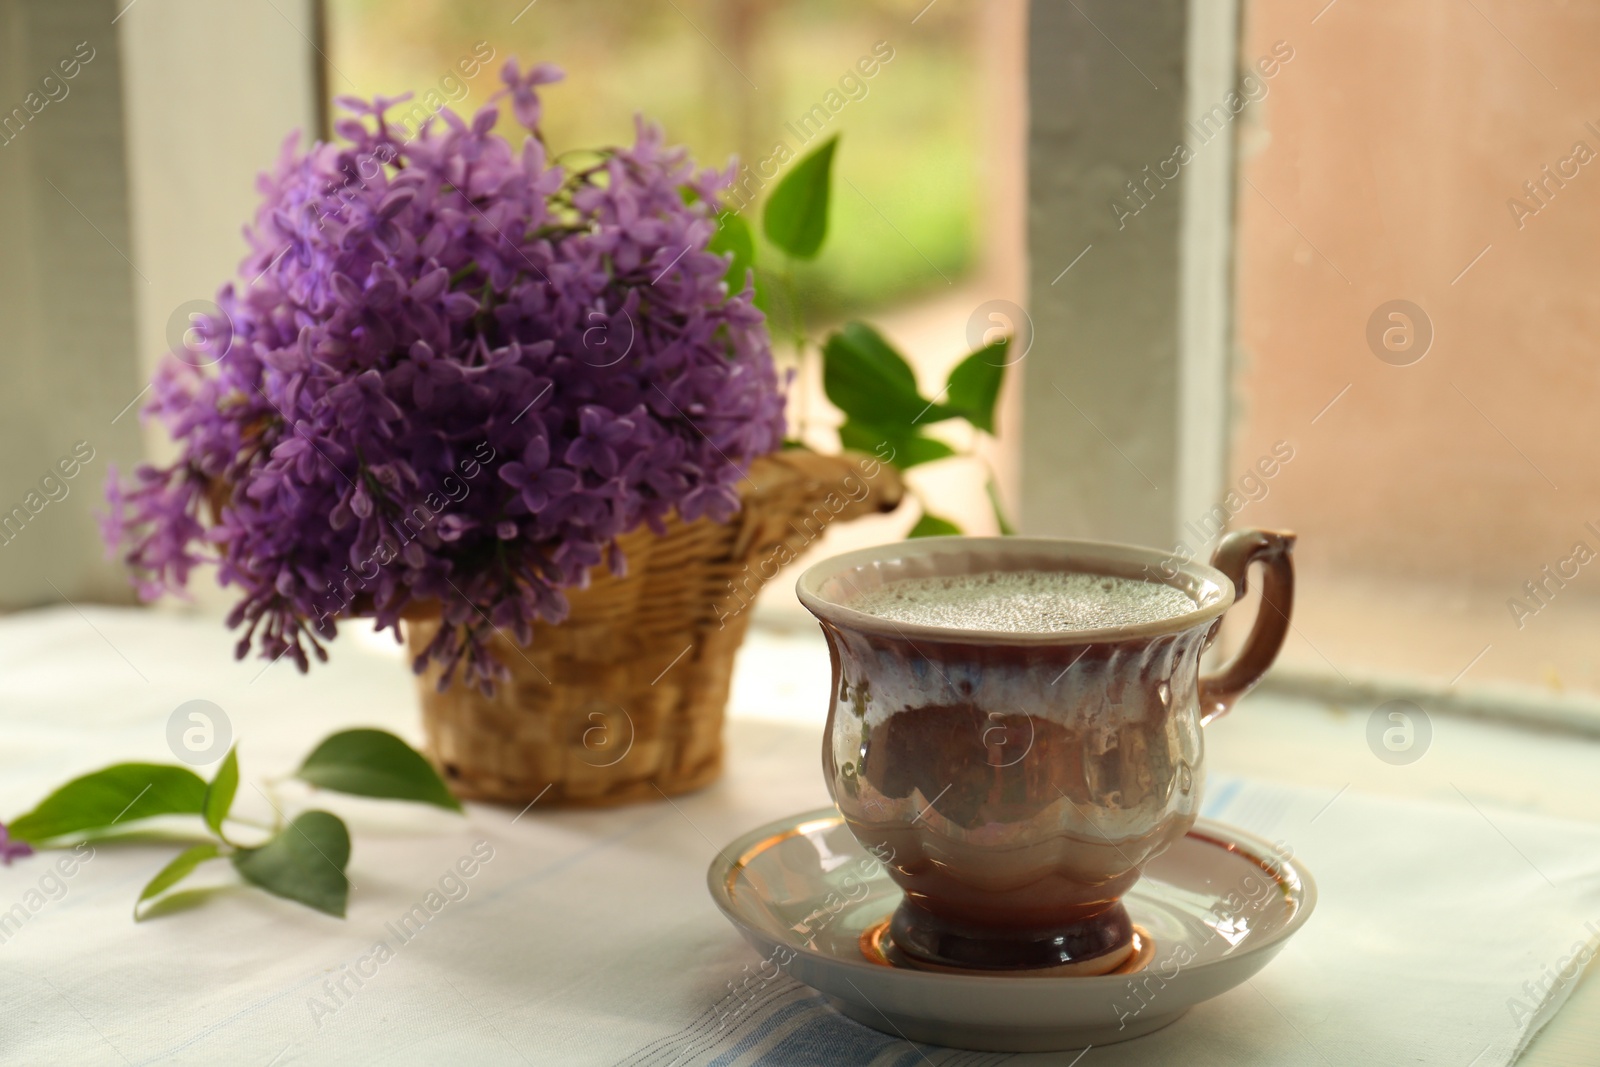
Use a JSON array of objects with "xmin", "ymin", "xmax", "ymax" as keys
[
  {"xmin": 0, "ymin": 822, "xmax": 33, "ymax": 865},
  {"xmin": 104, "ymin": 62, "xmax": 786, "ymax": 692}
]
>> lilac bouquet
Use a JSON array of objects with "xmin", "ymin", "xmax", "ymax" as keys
[{"xmin": 106, "ymin": 61, "xmax": 786, "ymax": 692}]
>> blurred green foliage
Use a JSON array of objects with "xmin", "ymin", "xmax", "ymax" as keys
[{"xmin": 323, "ymin": 0, "xmax": 979, "ymax": 316}]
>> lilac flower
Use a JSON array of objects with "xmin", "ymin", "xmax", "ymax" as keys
[
  {"xmin": 105, "ymin": 61, "xmax": 786, "ymax": 693},
  {"xmin": 495, "ymin": 60, "xmax": 564, "ymax": 132},
  {"xmin": 0, "ymin": 823, "xmax": 33, "ymax": 866},
  {"xmin": 499, "ymin": 435, "xmax": 580, "ymax": 513},
  {"xmin": 564, "ymin": 405, "xmax": 638, "ymax": 479}
]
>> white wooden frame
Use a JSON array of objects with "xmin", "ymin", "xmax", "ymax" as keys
[
  {"xmin": 1021, "ymin": 0, "xmax": 1235, "ymax": 554},
  {"xmin": 0, "ymin": 0, "xmax": 319, "ymax": 608}
]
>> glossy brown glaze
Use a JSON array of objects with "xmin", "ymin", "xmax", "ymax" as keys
[
  {"xmin": 797, "ymin": 531, "xmax": 1295, "ymax": 974},
  {"xmin": 1198, "ymin": 530, "xmax": 1296, "ymax": 723}
]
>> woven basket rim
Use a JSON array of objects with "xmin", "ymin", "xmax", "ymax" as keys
[{"xmin": 393, "ymin": 447, "xmax": 902, "ymax": 625}]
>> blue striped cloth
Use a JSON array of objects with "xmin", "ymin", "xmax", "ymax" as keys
[{"xmin": 611, "ymin": 981, "xmax": 1014, "ymax": 1067}]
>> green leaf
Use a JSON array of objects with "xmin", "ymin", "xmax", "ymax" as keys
[
  {"xmin": 231, "ymin": 811, "xmax": 350, "ymax": 918},
  {"xmin": 945, "ymin": 339, "xmax": 1010, "ymax": 434},
  {"xmin": 909, "ymin": 513, "xmax": 963, "ymax": 538},
  {"xmin": 295, "ymin": 729, "xmax": 463, "ymax": 812},
  {"xmin": 986, "ymin": 476, "xmax": 1017, "ymax": 535},
  {"xmin": 823, "ymin": 322, "xmax": 948, "ymax": 428},
  {"xmin": 136, "ymin": 843, "xmax": 222, "ymax": 920},
  {"xmin": 709, "ymin": 212, "xmax": 755, "ymax": 292},
  {"xmin": 762, "ymin": 135, "xmax": 837, "ymax": 260},
  {"xmin": 203, "ymin": 746, "xmax": 239, "ymax": 838},
  {"xmin": 751, "ymin": 270, "xmax": 773, "ymax": 316},
  {"xmin": 838, "ymin": 421, "xmax": 957, "ymax": 471},
  {"xmin": 10, "ymin": 763, "xmax": 207, "ymax": 844}
]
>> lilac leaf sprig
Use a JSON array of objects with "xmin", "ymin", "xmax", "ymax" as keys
[
  {"xmin": 8, "ymin": 729, "xmax": 461, "ymax": 920},
  {"xmin": 730, "ymin": 134, "xmax": 1015, "ymax": 537}
]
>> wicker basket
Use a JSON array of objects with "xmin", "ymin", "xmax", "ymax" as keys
[{"xmin": 405, "ymin": 449, "xmax": 902, "ymax": 807}]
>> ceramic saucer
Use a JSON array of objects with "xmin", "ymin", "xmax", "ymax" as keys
[{"xmin": 707, "ymin": 808, "xmax": 1316, "ymax": 1053}]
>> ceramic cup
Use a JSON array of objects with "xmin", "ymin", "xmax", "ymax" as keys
[{"xmin": 795, "ymin": 530, "xmax": 1295, "ymax": 975}]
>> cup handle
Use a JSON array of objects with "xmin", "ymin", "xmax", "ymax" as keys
[{"xmin": 1198, "ymin": 529, "xmax": 1296, "ymax": 724}]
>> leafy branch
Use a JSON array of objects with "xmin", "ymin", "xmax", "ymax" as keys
[
  {"xmin": 7, "ymin": 729, "xmax": 462, "ymax": 920},
  {"xmin": 721, "ymin": 133, "xmax": 1015, "ymax": 536}
]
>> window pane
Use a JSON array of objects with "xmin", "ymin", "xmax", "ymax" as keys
[{"xmin": 1232, "ymin": 1, "xmax": 1600, "ymax": 699}]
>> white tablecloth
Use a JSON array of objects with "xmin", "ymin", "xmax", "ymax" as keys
[{"xmin": 0, "ymin": 606, "xmax": 1597, "ymax": 1066}]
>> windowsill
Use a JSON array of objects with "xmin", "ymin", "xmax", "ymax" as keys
[{"xmin": 1204, "ymin": 675, "xmax": 1600, "ymax": 1067}]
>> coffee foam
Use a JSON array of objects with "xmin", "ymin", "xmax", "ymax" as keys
[{"xmin": 849, "ymin": 569, "xmax": 1197, "ymax": 633}]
